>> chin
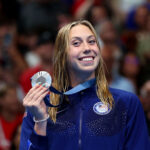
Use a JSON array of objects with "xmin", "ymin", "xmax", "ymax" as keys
[
  {"xmin": 79, "ymin": 67, "xmax": 96, "ymax": 74},
  {"xmin": 82, "ymin": 64, "xmax": 98, "ymax": 71}
]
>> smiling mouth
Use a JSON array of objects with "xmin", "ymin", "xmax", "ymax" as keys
[{"xmin": 79, "ymin": 56, "xmax": 94, "ymax": 61}]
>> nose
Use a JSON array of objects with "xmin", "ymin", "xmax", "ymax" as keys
[
  {"xmin": 84, "ymin": 49, "xmax": 91, "ymax": 54},
  {"xmin": 83, "ymin": 42, "xmax": 91, "ymax": 54}
]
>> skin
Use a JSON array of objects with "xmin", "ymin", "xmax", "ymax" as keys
[
  {"xmin": 68, "ymin": 24, "xmax": 100, "ymax": 87},
  {"xmin": 23, "ymin": 24, "xmax": 100, "ymax": 136},
  {"xmin": 23, "ymin": 84, "xmax": 49, "ymax": 135}
]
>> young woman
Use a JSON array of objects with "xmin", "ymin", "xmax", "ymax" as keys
[{"xmin": 20, "ymin": 20, "xmax": 150, "ymax": 150}]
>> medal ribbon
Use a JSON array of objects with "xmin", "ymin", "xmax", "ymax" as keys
[{"xmin": 44, "ymin": 78, "xmax": 96, "ymax": 107}]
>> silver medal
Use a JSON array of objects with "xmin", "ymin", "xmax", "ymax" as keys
[{"xmin": 31, "ymin": 71, "xmax": 52, "ymax": 87}]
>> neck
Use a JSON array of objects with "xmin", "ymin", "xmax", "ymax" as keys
[{"xmin": 70, "ymin": 71, "xmax": 95, "ymax": 87}]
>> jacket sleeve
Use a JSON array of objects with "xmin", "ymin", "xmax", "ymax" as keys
[
  {"xmin": 19, "ymin": 111, "xmax": 48, "ymax": 150},
  {"xmin": 124, "ymin": 94, "xmax": 150, "ymax": 150}
]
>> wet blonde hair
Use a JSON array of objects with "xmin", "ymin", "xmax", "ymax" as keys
[{"xmin": 49, "ymin": 20, "xmax": 114, "ymax": 122}]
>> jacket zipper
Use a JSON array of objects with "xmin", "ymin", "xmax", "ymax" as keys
[{"xmin": 78, "ymin": 108, "xmax": 83, "ymax": 150}]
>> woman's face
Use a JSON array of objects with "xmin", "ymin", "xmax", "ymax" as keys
[{"xmin": 67, "ymin": 24, "xmax": 100, "ymax": 77}]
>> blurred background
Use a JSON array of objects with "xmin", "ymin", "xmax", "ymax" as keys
[{"xmin": 0, "ymin": 0, "xmax": 150, "ymax": 149}]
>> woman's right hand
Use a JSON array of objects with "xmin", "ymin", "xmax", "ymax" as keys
[{"xmin": 23, "ymin": 83, "xmax": 49, "ymax": 120}]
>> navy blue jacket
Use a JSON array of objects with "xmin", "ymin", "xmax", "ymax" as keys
[{"xmin": 20, "ymin": 85, "xmax": 150, "ymax": 150}]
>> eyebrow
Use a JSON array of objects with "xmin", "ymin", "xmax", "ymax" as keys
[
  {"xmin": 88, "ymin": 35, "xmax": 95, "ymax": 39},
  {"xmin": 71, "ymin": 35, "xmax": 95, "ymax": 41},
  {"xmin": 71, "ymin": 37, "xmax": 82, "ymax": 41}
]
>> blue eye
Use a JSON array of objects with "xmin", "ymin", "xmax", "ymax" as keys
[
  {"xmin": 72, "ymin": 41, "xmax": 81, "ymax": 47},
  {"xmin": 89, "ymin": 40, "xmax": 96, "ymax": 45}
]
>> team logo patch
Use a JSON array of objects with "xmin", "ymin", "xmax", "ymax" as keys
[{"xmin": 93, "ymin": 102, "xmax": 111, "ymax": 115}]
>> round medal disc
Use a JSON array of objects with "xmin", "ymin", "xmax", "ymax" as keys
[{"xmin": 31, "ymin": 71, "xmax": 52, "ymax": 87}]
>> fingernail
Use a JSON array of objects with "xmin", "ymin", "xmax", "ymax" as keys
[
  {"xmin": 45, "ymin": 83, "xmax": 50, "ymax": 88},
  {"xmin": 42, "ymin": 83, "xmax": 46, "ymax": 87},
  {"xmin": 42, "ymin": 83, "xmax": 49, "ymax": 88}
]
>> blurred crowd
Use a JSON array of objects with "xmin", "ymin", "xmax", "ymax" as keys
[{"xmin": 0, "ymin": 0, "xmax": 150, "ymax": 149}]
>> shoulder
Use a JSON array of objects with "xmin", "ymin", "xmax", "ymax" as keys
[
  {"xmin": 109, "ymin": 88, "xmax": 141, "ymax": 110},
  {"xmin": 109, "ymin": 88, "xmax": 145, "ymax": 125},
  {"xmin": 109, "ymin": 87, "xmax": 135, "ymax": 98}
]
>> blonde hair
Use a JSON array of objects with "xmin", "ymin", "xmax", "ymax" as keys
[{"xmin": 49, "ymin": 20, "xmax": 114, "ymax": 122}]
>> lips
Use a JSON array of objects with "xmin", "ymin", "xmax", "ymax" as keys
[{"xmin": 79, "ymin": 56, "xmax": 94, "ymax": 61}]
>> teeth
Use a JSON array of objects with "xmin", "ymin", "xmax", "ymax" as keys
[{"xmin": 81, "ymin": 57, "xmax": 93, "ymax": 61}]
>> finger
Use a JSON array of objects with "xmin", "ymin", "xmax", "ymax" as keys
[
  {"xmin": 26, "ymin": 90, "xmax": 49, "ymax": 115},
  {"xmin": 26, "ymin": 83, "xmax": 42, "ymax": 97},
  {"xmin": 24, "ymin": 90, "xmax": 49, "ymax": 118},
  {"xmin": 23, "ymin": 82, "xmax": 50, "ymax": 107},
  {"xmin": 32, "ymin": 90, "xmax": 49, "ymax": 106},
  {"xmin": 29, "ymin": 86, "xmax": 49, "ymax": 105},
  {"xmin": 24, "ymin": 84, "xmax": 41, "ymax": 104},
  {"xmin": 24, "ymin": 84, "xmax": 44, "ymax": 103}
]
